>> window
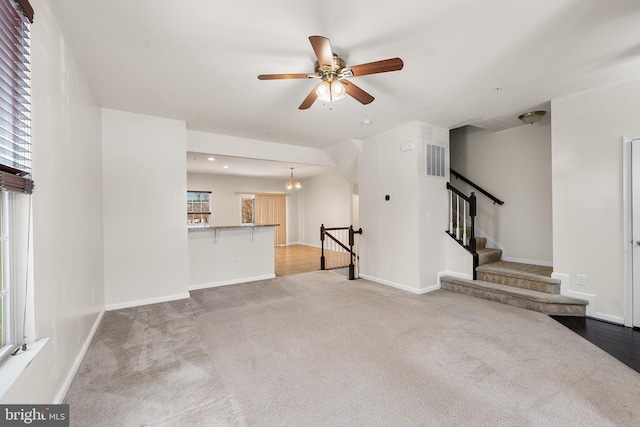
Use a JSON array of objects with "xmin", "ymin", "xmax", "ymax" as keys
[
  {"xmin": 187, "ymin": 191, "xmax": 211, "ymax": 227},
  {"xmin": 0, "ymin": 0, "xmax": 33, "ymax": 365},
  {"xmin": 240, "ymin": 195, "xmax": 255, "ymax": 224},
  {"xmin": 0, "ymin": 0, "xmax": 34, "ymax": 188}
]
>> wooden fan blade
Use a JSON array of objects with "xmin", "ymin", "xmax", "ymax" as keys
[
  {"xmin": 299, "ymin": 85, "xmax": 318, "ymax": 110},
  {"xmin": 309, "ymin": 35, "xmax": 334, "ymax": 69},
  {"xmin": 348, "ymin": 58, "xmax": 404, "ymax": 77},
  {"xmin": 258, "ymin": 73, "xmax": 316, "ymax": 80},
  {"xmin": 342, "ymin": 80, "xmax": 374, "ymax": 105}
]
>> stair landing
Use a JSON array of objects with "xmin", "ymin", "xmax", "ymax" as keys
[{"xmin": 441, "ymin": 260, "xmax": 588, "ymax": 316}]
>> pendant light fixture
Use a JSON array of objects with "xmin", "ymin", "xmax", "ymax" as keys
[{"xmin": 286, "ymin": 167, "xmax": 301, "ymax": 190}]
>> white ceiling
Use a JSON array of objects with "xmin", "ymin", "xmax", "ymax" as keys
[
  {"xmin": 51, "ymin": 0, "xmax": 640, "ymax": 174},
  {"xmin": 187, "ymin": 152, "xmax": 334, "ymax": 178}
]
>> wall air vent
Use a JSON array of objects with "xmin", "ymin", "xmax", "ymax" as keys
[{"xmin": 425, "ymin": 143, "xmax": 445, "ymax": 178}]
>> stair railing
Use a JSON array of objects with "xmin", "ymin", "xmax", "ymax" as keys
[
  {"xmin": 450, "ymin": 168, "xmax": 504, "ymax": 205},
  {"xmin": 446, "ymin": 182, "xmax": 479, "ymax": 279},
  {"xmin": 320, "ymin": 224, "xmax": 362, "ymax": 280}
]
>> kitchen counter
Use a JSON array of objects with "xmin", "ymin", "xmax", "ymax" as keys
[{"xmin": 187, "ymin": 224, "xmax": 278, "ymax": 290}]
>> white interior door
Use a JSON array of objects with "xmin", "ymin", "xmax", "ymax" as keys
[{"xmin": 631, "ymin": 138, "xmax": 640, "ymax": 327}]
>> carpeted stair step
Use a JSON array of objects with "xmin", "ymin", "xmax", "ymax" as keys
[
  {"xmin": 440, "ymin": 275, "xmax": 588, "ymax": 316},
  {"xmin": 477, "ymin": 248, "xmax": 502, "ymax": 265},
  {"xmin": 476, "ymin": 261, "xmax": 560, "ymax": 294},
  {"xmin": 476, "ymin": 237, "xmax": 487, "ymax": 250},
  {"xmin": 473, "ymin": 237, "xmax": 502, "ymax": 266}
]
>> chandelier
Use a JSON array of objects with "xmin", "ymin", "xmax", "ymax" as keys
[{"xmin": 286, "ymin": 167, "xmax": 301, "ymax": 190}]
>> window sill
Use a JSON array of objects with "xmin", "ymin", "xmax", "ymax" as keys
[{"xmin": 0, "ymin": 337, "xmax": 49, "ymax": 400}]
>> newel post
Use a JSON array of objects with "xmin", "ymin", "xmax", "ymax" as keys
[
  {"xmin": 469, "ymin": 193, "xmax": 479, "ymax": 279},
  {"xmin": 320, "ymin": 224, "xmax": 326, "ymax": 270}
]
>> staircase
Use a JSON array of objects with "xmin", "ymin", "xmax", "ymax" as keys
[{"xmin": 441, "ymin": 237, "xmax": 588, "ymax": 316}]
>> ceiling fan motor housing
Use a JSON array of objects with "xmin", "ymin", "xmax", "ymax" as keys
[{"xmin": 315, "ymin": 55, "xmax": 346, "ymax": 82}]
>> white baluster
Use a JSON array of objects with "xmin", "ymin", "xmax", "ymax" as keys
[
  {"xmin": 449, "ymin": 191, "xmax": 453, "ymax": 234},
  {"xmin": 463, "ymin": 200, "xmax": 467, "ymax": 244},
  {"xmin": 456, "ymin": 195, "xmax": 460, "ymax": 240},
  {"xmin": 330, "ymin": 232, "xmax": 334, "ymax": 269}
]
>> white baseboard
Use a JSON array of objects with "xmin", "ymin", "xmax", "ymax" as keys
[
  {"xmin": 437, "ymin": 270, "xmax": 473, "ymax": 286},
  {"xmin": 552, "ymin": 272, "xmax": 625, "ymax": 324},
  {"xmin": 564, "ymin": 289, "xmax": 596, "ymax": 316},
  {"xmin": 189, "ymin": 274, "xmax": 276, "ymax": 291},
  {"xmin": 54, "ymin": 308, "xmax": 105, "ymax": 403},
  {"xmin": 300, "ymin": 242, "xmax": 322, "ymax": 249},
  {"xmin": 552, "ymin": 272, "xmax": 597, "ymax": 317},
  {"xmin": 105, "ymin": 292, "xmax": 190, "ymax": 311},
  {"xmin": 591, "ymin": 312, "xmax": 625, "ymax": 325},
  {"xmin": 551, "ymin": 273, "xmax": 571, "ymax": 295},
  {"xmin": 359, "ymin": 274, "xmax": 438, "ymax": 295}
]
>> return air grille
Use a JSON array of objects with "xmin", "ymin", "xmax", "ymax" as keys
[{"xmin": 425, "ymin": 144, "xmax": 445, "ymax": 178}]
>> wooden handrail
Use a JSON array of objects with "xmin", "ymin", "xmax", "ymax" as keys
[
  {"xmin": 320, "ymin": 224, "xmax": 362, "ymax": 280},
  {"xmin": 450, "ymin": 169, "xmax": 504, "ymax": 205}
]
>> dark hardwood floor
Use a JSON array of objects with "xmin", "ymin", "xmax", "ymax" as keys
[{"xmin": 551, "ymin": 316, "xmax": 640, "ymax": 373}]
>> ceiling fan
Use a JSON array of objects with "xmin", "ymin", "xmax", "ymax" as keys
[{"xmin": 257, "ymin": 35, "xmax": 404, "ymax": 110}]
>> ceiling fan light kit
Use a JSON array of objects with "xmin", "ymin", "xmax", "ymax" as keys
[
  {"xmin": 258, "ymin": 35, "xmax": 403, "ymax": 110},
  {"xmin": 316, "ymin": 80, "xmax": 346, "ymax": 102}
]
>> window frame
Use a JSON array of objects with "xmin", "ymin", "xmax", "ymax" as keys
[
  {"xmin": 0, "ymin": 191, "xmax": 16, "ymax": 364},
  {"xmin": 187, "ymin": 190, "xmax": 211, "ymax": 227},
  {"xmin": 239, "ymin": 194, "xmax": 255, "ymax": 224},
  {"xmin": 0, "ymin": 0, "xmax": 33, "ymax": 366}
]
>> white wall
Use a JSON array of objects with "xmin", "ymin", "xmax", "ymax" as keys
[
  {"xmin": 187, "ymin": 173, "xmax": 299, "ymax": 243},
  {"xmin": 450, "ymin": 123, "xmax": 553, "ymax": 265},
  {"xmin": 418, "ymin": 124, "xmax": 452, "ymax": 290},
  {"xmin": 359, "ymin": 121, "xmax": 449, "ymax": 292},
  {"xmin": 299, "ymin": 171, "xmax": 352, "ymax": 247},
  {"xmin": 102, "ymin": 109, "xmax": 188, "ymax": 309},
  {"xmin": 2, "ymin": 0, "xmax": 105, "ymax": 403},
  {"xmin": 552, "ymin": 77, "xmax": 640, "ymax": 323},
  {"xmin": 323, "ymin": 139, "xmax": 362, "ymax": 185}
]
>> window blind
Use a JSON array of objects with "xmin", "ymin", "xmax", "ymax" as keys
[{"xmin": 0, "ymin": 0, "xmax": 33, "ymax": 194}]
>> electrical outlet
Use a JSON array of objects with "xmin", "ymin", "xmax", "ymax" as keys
[
  {"xmin": 388, "ymin": 259, "xmax": 393, "ymax": 268},
  {"xmin": 576, "ymin": 274, "xmax": 588, "ymax": 286},
  {"xmin": 426, "ymin": 211, "xmax": 432, "ymax": 220},
  {"xmin": 234, "ymin": 258, "xmax": 239, "ymax": 265}
]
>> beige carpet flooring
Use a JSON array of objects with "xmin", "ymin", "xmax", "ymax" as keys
[{"xmin": 65, "ymin": 271, "xmax": 640, "ymax": 426}]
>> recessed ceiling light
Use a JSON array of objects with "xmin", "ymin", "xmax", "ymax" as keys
[
  {"xmin": 223, "ymin": 165, "xmax": 229, "ymax": 169},
  {"xmin": 361, "ymin": 118, "xmax": 373, "ymax": 125},
  {"xmin": 207, "ymin": 157, "xmax": 215, "ymax": 161}
]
